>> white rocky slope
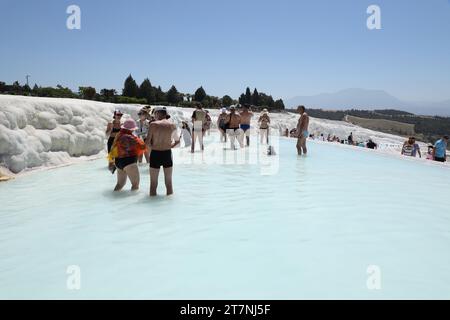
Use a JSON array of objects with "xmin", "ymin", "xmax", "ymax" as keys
[{"xmin": 0, "ymin": 95, "xmax": 433, "ymax": 175}]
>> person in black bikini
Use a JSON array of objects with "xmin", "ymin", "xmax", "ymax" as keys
[{"xmin": 106, "ymin": 110, "xmax": 123, "ymax": 153}]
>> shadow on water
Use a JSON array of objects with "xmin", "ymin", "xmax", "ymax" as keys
[
  {"xmin": 101, "ymin": 189, "xmax": 142, "ymax": 200},
  {"xmin": 101, "ymin": 188, "xmax": 176, "ymax": 204},
  {"xmin": 135, "ymin": 193, "xmax": 176, "ymax": 205},
  {"xmin": 96, "ymin": 162, "xmax": 151, "ymax": 172}
]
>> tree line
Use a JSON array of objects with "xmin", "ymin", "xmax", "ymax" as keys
[
  {"xmin": 238, "ymin": 87, "xmax": 285, "ymax": 110},
  {"xmin": 0, "ymin": 75, "xmax": 285, "ymax": 111}
]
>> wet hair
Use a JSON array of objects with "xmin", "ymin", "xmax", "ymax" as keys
[{"xmin": 298, "ymin": 105, "xmax": 305, "ymax": 111}]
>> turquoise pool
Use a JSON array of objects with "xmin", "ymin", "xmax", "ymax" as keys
[{"xmin": 1, "ymin": 137, "xmax": 450, "ymax": 299}]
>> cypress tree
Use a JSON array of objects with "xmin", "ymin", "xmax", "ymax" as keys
[
  {"xmin": 194, "ymin": 86, "xmax": 207, "ymax": 102},
  {"xmin": 274, "ymin": 99, "xmax": 285, "ymax": 110},
  {"xmin": 252, "ymin": 88, "xmax": 260, "ymax": 106},
  {"xmin": 23, "ymin": 84, "xmax": 31, "ymax": 93},
  {"xmin": 167, "ymin": 85, "xmax": 181, "ymax": 104},
  {"xmin": 122, "ymin": 74, "xmax": 139, "ymax": 97},
  {"xmin": 238, "ymin": 94, "xmax": 245, "ymax": 105},
  {"xmin": 245, "ymin": 87, "xmax": 252, "ymax": 104},
  {"xmin": 155, "ymin": 86, "xmax": 167, "ymax": 103},
  {"xmin": 138, "ymin": 78, "xmax": 155, "ymax": 103},
  {"xmin": 267, "ymin": 95, "xmax": 275, "ymax": 109}
]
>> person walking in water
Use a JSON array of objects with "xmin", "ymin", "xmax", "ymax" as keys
[
  {"xmin": 239, "ymin": 104, "xmax": 253, "ymax": 147},
  {"xmin": 191, "ymin": 104, "xmax": 207, "ymax": 153},
  {"xmin": 348, "ymin": 132, "xmax": 354, "ymax": 145},
  {"xmin": 225, "ymin": 106, "xmax": 244, "ymax": 150},
  {"xmin": 180, "ymin": 121, "xmax": 192, "ymax": 148},
  {"xmin": 204, "ymin": 110, "xmax": 212, "ymax": 136},
  {"xmin": 401, "ymin": 137, "xmax": 421, "ymax": 158},
  {"xmin": 258, "ymin": 108, "xmax": 271, "ymax": 144},
  {"xmin": 296, "ymin": 105, "xmax": 309, "ymax": 156},
  {"xmin": 108, "ymin": 119, "xmax": 147, "ymax": 191},
  {"xmin": 217, "ymin": 108, "xmax": 228, "ymax": 143},
  {"xmin": 146, "ymin": 107, "xmax": 180, "ymax": 196},
  {"xmin": 106, "ymin": 110, "xmax": 123, "ymax": 153},
  {"xmin": 432, "ymin": 135, "xmax": 448, "ymax": 162},
  {"xmin": 135, "ymin": 109, "xmax": 150, "ymax": 163}
]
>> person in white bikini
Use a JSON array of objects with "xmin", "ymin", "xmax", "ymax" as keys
[
  {"xmin": 191, "ymin": 104, "xmax": 207, "ymax": 153},
  {"xmin": 258, "ymin": 109, "xmax": 270, "ymax": 144}
]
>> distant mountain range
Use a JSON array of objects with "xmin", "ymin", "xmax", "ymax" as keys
[{"xmin": 286, "ymin": 88, "xmax": 450, "ymax": 116}]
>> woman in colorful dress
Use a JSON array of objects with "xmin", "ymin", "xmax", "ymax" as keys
[{"xmin": 108, "ymin": 119, "xmax": 147, "ymax": 191}]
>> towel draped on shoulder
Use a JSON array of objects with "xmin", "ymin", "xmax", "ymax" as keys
[{"xmin": 108, "ymin": 129, "xmax": 147, "ymax": 162}]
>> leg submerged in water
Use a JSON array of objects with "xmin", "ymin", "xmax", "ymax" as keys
[
  {"xmin": 124, "ymin": 163, "xmax": 140, "ymax": 191},
  {"xmin": 296, "ymin": 138, "xmax": 303, "ymax": 156},
  {"xmin": 163, "ymin": 167, "xmax": 173, "ymax": 196},
  {"xmin": 236, "ymin": 129, "xmax": 245, "ymax": 148},
  {"xmin": 149, "ymin": 167, "xmax": 160, "ymax": 196},
  {"xmin": 114, "ymin": 169, "xmax": 127, "ymax": 191},
  {"xmin": 302, "ymin": 142, "xmax": 308, "ymax": 155},
  {"xmin": 297, "ymin": 136, "xmax": 307, "ymax": 156}
]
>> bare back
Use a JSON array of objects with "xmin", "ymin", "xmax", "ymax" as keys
[
  {"xmin": 298, "ymin": 112, "xmax": 309, "ymax": 132},
  {"xmin": 227, "ymin": 113, "xmax": 241, "ymax": 128},
  {"xmin": 240, "ymin": 111, "xmax": 253, "ymax": 125},
  {"xmin": 147, "ymin": 119, "xmax": 177, "ymax": 151}
]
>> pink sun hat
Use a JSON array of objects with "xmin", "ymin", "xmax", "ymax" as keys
[{"xmin": 121, "ymin": 119, "xmax": 138, "ymax": 131}]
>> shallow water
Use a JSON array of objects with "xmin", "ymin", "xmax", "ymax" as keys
[{"xmin": 1, "ymin": 135, "xmax": 450, "ymax": 299}]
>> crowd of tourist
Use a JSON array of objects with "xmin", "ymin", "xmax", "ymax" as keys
[
  {"xmin": 286, "ymin": 129, "xmax": 379, "ymax": 150},
  {"xmin": 286, "ymin": 126, "xmax": 448, "ymax": 162},
  {"xmin": 105, "ymin": 103, "xmax": 278, "ymax": 196},
  {"xmin": 105, "ymin": 104, "xmax": 447, "ymax": 196}
]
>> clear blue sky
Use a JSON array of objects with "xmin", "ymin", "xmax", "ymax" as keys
[{"xmin": 1, "ymin": 0, "xmax": 450, "ymax": 101}]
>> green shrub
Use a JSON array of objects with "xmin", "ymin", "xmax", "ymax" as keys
[{"xmin": 116, "ymin": 96, "xmax": 147, "ymax": 104}]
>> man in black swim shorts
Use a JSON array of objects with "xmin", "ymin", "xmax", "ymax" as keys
[
  {"xmin": 150, "ymin": 149, "xmax": 173, "ymax": 169},
  {"xmin": 145, "ymin": 107, "xmax": 180, "ymax": 196}
]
